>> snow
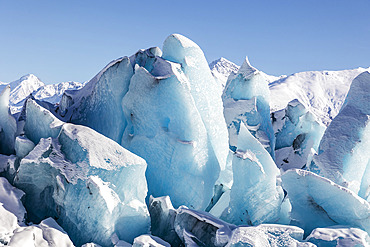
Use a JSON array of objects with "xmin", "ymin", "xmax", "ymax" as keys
[
  {"xmin": 220, "ymin": 123, "xmax": 284, "ymax": 226},
  {"xmin": 0, "ymin": 86, "xmax": 17, "ymax": 155},
  {"xmin": 223, "ymin": 57, "xmax": 275, "ymax": 158},
  {"xmin": 311, "ymin": 71, "xmax": 370, "ymax": 201},
  {"xmin": 226, "ymin": 224, "xmax": 314, "ymax": 247},
  {"xmin": 306, "ymin": 226, "xmax": 370, "ymax": 246},
  {"xmin": 7, "ymin": 218, "xmax": 74, "ymax": 247},
  {"xmin": 133, "ymin": 235, "xmax": 170, "ymax": 247},
  {"xmin": 269, "ymin": 67, "xmax": 370, "ymax": 126}
]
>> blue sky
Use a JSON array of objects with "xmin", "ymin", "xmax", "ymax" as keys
[{"xmin": 0, "ymin": 0, "xmax": 369, "ymax": 84}]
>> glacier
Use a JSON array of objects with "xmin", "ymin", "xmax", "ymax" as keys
[
  {"xmin": 13, "ymin": 101, "xmax": 150, "ymax": 246},
  {"xmin": 273, "ymin": 99, "xmax": 326, "ymax": 170},
  {"xmin": 310, "ymin": 71, "xmax": 370, "ymax": 201},
  {"xmin": 282, "ymin": 169, "xmax": 370, "ymax": 235},
  {"xmin": 220, "ymin": 123, "xmax": 284, "ymax": 226},
  {"xmin": 0, "ymin": 33, "xmax": 370, "ymax": 246},
  {"xmin": 223, "ymin": 57, "xmax": 275, "ymax": 158}
]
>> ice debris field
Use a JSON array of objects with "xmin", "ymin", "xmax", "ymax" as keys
[{"xmin": 0, "ymin": 34, "xmax": 369, "ymax": 247}]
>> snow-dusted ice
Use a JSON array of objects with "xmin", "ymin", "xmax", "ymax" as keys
[
  {"xmin": 269, "ymin": 67, "xmax": 370, "ymax": 126},
  {"xmin": 306, "ymin": 226, "xmax": 370, "ymax": 246},
  {"xmin": 282, "ymin": 169, "xmax": 370, "ymax": 235},
  {"xmin": 311, "ymin": 71, "xmax": 370, "ymax": 201},
  {"xmin": 220, "ymin": 123, "xmax": 284, "ymax": 226},
  {"xmin": 273, "ymin": 99, "xmax": 326, "ymax": 170},
  {"xmin": 14, "ymin": 102, "xmax": 150, "ymax": 246},
  {"xmin": 223, "ymin": 57, "xmax": 275, "ymax": 159}
]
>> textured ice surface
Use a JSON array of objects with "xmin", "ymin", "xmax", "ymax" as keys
[
  {"xmin": 306, "ymin": 226, "xmax": 370, "ymax": 247},
  {"xmin": 273, "ymin": 99, "xmax": 326, "ymax": 170},
  {"xmin": 132, "ymin": 235, "xmax": 170, "ymax": 247},
  {"xmin": 221, "ymin": 123, "xmax": 284, "ymax": 225},
  {"xmin": 269, "ymin": 67, "xmax": 370, "ymax": 126},
  {"xmin": 0, "ymin": 86, "xmax": 17, "ymax": 155},
  {"xmin": 311, "ymin": 71, "xmax": 370, "ymax": 200},
  {"xmin": 226, "ymin": 224, "xmax": 314, "ymax": 247},
  {"xmin": 24, "ymin": 99, "xmax": 64, "ymax": 144},
  {"xmin": 15, "ymin": 104, "xmax": 150, "ymax": 246},
  {"xmin": 56, "ymin": 56, "xmax": 133, "ymax": 143},
  {"xmin": 7, "ymin": 218, "xmax": 74, "ymax": 247},
  {"xmin": 282, "ymin": 169, "xmax": 370, "ymax": 235},
  {"xmin": 162, "ymin": 34, "xmax": 229, "ymax": 171},
  {"xmin": 174, "ymin": 206, "xmax": 236, "ymax": 247},
  {"xmin": 122, "ymin": 53, "xmax": 220, "ymax": 210},
  {"xmin": 14, "ymin": 136, "xmax": 35, "ymax": 158},
  {"xmin": 148, "ymin": 196, "xmax": 182, "ymax": 246},
  {"xmin": 223, "ymin": 57, "xmax": 275, "ymax": 158}
]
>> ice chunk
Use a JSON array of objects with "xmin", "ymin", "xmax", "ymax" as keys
[
  {"xmin": 162, "ymin": 34, "xmax": 229, "ymax": 171},
  {"xmin": 0, "ymin": 86, "xmax": 17, "ymax": 155},
  {"xmin": 122, "ymin": 59, "xmax": 220, "ymax": 210},
  {"xmin": 282, "ymin": 169, "xmax": 370, "ymax": 235},
  {"xmin": 0, "ymin": 177, "xmax": 26, "ymax": 223},
  {"xmin": 223, "ymin": 57, "xmax": 275, "ymax": 158},
  {"xmin": 306, "ymin": 226, "xmax": 370, "ymax": 246},
  {"xmin": 82, "ymin": 244, "xmax": 102, "ymax": 247},
  {"xmin": 14, "ymin": 136, "xmax": 35, "ymax": 158},
  {"xmin": 310, "ymin": 71, "xmax": 370, "ymax": 200},
  {"xmin": 23, "ymin": 99, "xmax": 64, "ymax": 144},
  {"xmin": 0, "ymin": 177, "xmax": 25, "ymax": 245},
  {"xmin": 148, "ymin": 196, "xmax": 182, "ymax": 246},
  {"xmin": 273, "ymin": 99, "xmax": 326, "ymax": 170},
  {"xmin": 56, "ymin": 56, "xmax": 133, "ymax": 143},
  {"xmin": 15, "ymin": 122, "xmax": 150, "ymax": 246},
  {"xmin": 133, "ymin": 235, "xmax": 170, "ymax": 247},
  {"xmin": 174, "ymin": 206, "xmax": 236, "ymax": 247},
  {"xmin": 0, "ymin": 203, "xmax": 18, "ymax": 245},
  {"xmin": 226, "ymin": 224, "xmax": 315, "ymax": 247},
  {"xmin": 221, "ymin": 123, "xmax": 284, "ymax": 225},
  {"xmin": 7, "ymin": 218, "xmax": 74, "ymax": 247}
]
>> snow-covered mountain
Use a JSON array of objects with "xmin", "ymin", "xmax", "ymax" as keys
[
  {"xmin": 33, "ymin": 81, "xmax": 84, "ymax": 104},
  {"xmin": 209, "ymin": 57, "xmax": 282, "ymax": 89},
  {"xmin": 209, "ymin": 57, "xmax": 240, "ymax": 88},
  {"xmin": 0, "ymin": 74, "xmax": 44, "ymax": 113},
  {"xmin": 0, "ymin": 74, "xmax": 83, "ymax": 114},
  {"xmin": 269, "ymin": 67, "xmax": 370, "ymax": 125}
]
